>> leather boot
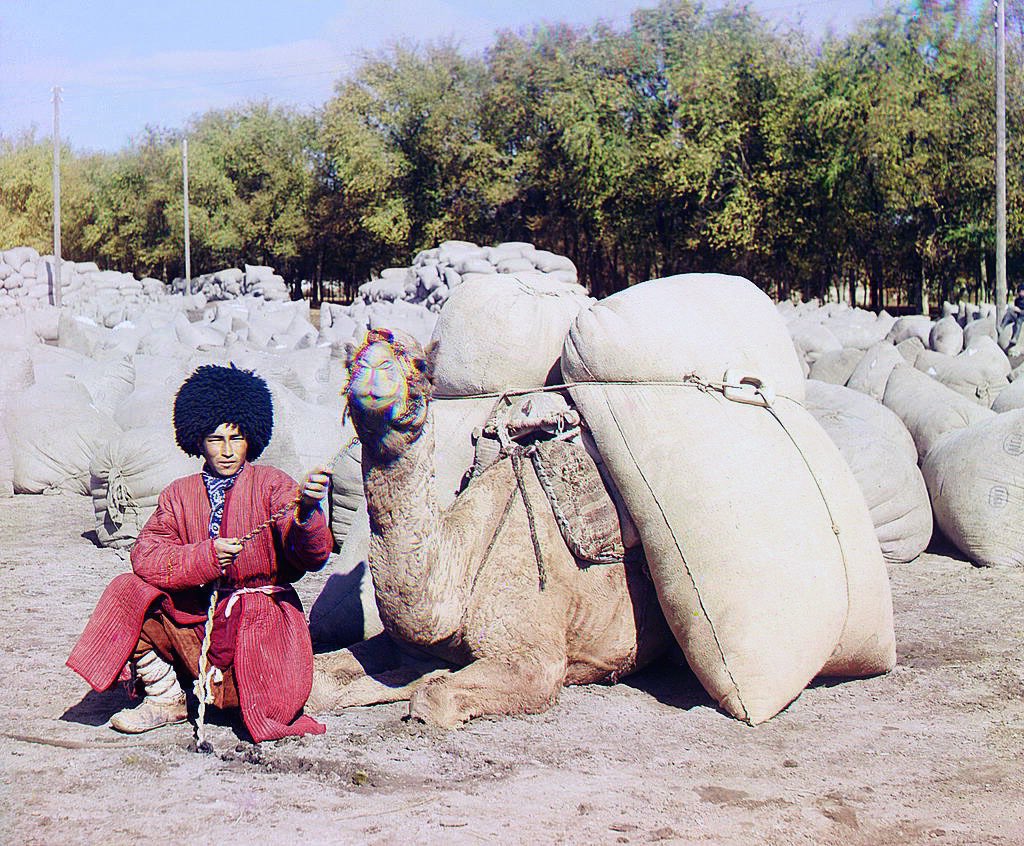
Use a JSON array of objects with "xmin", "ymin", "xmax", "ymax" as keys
[{"xmin": 110, "ymin": 650, "xmax": 188, "ymax": 734}]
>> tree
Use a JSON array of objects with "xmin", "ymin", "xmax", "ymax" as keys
[{"xmin": 320, "ymin": 42, "xmax": 514, "ymax": 284}]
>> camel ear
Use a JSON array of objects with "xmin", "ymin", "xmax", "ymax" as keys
[
  {"xmin": 422, "ymin": 340, "xmax": 439, "ymax": 382},
  {"xmin": 343, "ymin": 340, "xmax": 360, "ymax": 370}
]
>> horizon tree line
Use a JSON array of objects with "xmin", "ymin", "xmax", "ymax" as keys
[{"xmin": 1, "ymin": 0, "xmax": 1021, "ymax": 310}]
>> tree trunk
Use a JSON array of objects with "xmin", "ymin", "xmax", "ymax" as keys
[
  {"xmin": 980, "ymin": 252, "xmax": 988, "ymax": 305},
  {"xmin": 313, "ymin": 247, "xmax": 324, "ymax": 308},
  {"xmin": 919, "ymin": 259, "xmax": 928, "ymax": 316}
]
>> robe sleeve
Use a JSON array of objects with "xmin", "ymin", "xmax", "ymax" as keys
[
  {"xmin": 269, "ymin": 469, "xmax": 332, "ymax": 574},
  {"xmin": 131, "ymin": 483, "xmax": 222, "ymax": 591}
]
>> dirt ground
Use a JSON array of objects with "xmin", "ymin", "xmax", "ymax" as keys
[{"xmin": 2, "ymin": 491, "xmax": 1023, "ymax": 846}]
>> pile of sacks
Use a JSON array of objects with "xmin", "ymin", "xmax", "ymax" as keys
[
  {"xmin": 784, "ymin": 298, "xmax": 1024, "ymax": 568},
  {"xmin": 1, "ymin": 262, "xmax": 910, "ymax": 724},
  {"xmin": 176, "ymin": 264, "xmax": 290, "ymax": 302},
  {"xmin": 0, "ymin": 246, "xmax": 166, "ymax": 326},
  {"xmin": 0, "ymin": 292, "xmax": 348, "ymax": 548},
  {"xmin": 317, "ymin": 240, "xmax": 581, "ymax": 347}
]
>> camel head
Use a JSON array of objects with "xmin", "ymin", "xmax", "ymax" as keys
[{"xmin": 345, "ymin": 328, "xmax": 437, "ymax": 459}]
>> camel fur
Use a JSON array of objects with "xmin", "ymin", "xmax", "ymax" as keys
[{"xmin": 307, "ymin": 328, "xmax": 673, "ymax": 728}]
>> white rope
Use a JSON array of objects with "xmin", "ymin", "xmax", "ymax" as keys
[{"xmin": 192, "ymin": 579, "xmax": 219, "ymax": 753}]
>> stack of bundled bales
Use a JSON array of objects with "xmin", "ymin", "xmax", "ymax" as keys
[
  {"xmin": 0, "ymin": 247, "xmax": 168, "ymax": 328},
  {"xmin": 804, "ymin": 380, "xmax": 932, "ymax": 564},
  {"xmin": 317, "ymin": 241, "xmax": 582, "ymax": 349},
  {"xmin": 182, "ymin": 264, "xmax": 290, "ymax": 302}
]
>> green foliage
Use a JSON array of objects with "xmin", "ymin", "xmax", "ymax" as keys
[
  {"xmin": 320, "ymin": 42, "xmax": 515, "ymax": 281},
  {"xmin": 0, "ymin": 0, "xmax": 1020, "ymax": 307}
]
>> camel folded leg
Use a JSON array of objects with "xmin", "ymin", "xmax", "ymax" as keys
[
  {"xmin": 407, "ymin": 653, "xmax": 566, "ymax": 729},
  {"xmin": 308, "ymin": 633, "xmax": 450, "ymax": 714}
]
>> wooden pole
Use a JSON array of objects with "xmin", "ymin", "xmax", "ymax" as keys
[
  {"xmin": 995, "ymin": 0, "xmax": 1007, "ymax": 321},
  {"xmin": 183, "ymin": 138, "xmax": 192, "ymax": 294},
  {"xmin": 51, "ymin": 86, "xmax": 62, "ymax": 308}
]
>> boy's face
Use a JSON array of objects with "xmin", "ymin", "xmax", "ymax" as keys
[{"xmin": 202, "ymin": 422, "xmax": 249, "ymax": 477}]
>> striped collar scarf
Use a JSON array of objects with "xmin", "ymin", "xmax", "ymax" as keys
[{"xmin": 202, "ymin": 464, "xmax": 243, "ymax": 539}]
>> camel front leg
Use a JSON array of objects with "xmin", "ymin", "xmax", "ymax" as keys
[
  {"xmin": 407, "ymin": 653, "xmax": 566, "ymax": 729},
  {"xmin": 308, "ymin": 633, "xmax": 450, "ymax": 714}
]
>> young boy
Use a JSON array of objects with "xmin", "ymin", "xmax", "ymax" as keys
[{"xmin": 68, "ymin": 365, "xmax": 333, "ymax": 742}]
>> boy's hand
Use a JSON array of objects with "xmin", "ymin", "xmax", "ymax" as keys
[
  {"xmin": 299, "ymin": 466, "xmax": 330, "ymax": 508},
  {"xmin": 214, "ymin": 537, "xmax": 242, "ymax": 571}
]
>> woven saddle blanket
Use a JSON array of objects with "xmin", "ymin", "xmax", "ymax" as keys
[{"xmin": 527, "ymin": 438, "xmax": 629, "ymax": 566}]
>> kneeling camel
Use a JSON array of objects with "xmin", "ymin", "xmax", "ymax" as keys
[{"xmin": 308, "ymin": 328, "xmax": 672, "ymax": 727}]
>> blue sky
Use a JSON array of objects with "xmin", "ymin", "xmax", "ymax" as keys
[{"xmin": 1, "ymin": 0, "xmax": 893, "ymax": 153}]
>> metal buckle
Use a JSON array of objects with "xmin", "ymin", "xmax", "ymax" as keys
[{"xmin": 722, "ymin": 369, "xmax": 775, "ymax": 407}]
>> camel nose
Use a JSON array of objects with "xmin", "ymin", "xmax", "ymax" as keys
[{"xmin": 351, "ymin": 355, "xmax": 408, "ymax": 415}]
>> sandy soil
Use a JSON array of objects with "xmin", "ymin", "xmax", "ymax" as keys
[{"xmin": 2, "ymin": 491, "xmax": 1023, "ymax": 845}]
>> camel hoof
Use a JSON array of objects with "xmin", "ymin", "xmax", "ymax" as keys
[{"xmin": 408, "ymin": 679, "xmax": 466, "ymax": 729}]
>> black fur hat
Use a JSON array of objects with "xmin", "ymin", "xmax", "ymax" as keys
[{"xmin": 173, "ymin": 364, "xmax": 274, "ymax": 459}]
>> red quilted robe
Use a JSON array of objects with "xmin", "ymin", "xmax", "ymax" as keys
[{"xmin": 67, "ymin": 462, "xmax": 332, "ymax": 742}]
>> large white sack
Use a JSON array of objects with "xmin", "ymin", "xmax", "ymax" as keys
[
  {"xmin": 963, "ymin": 316, "xmax": 997, "ymax": 348},
  {"xmin": 806, "ymin": 348, "xmax": 864, "ymax": 385},
  {"xmin": 327, "ymin": 438, "xmax": 364, "ymax": 549},
  {"xmin": 79, "ymin": 356, "xmax": 136, "ymax": 417},
  {"xmin": 991, "ymin": 376, "xmax": 1024, "ymax": 413},
  {"xmin": 135, "ymin": 322, "xmax": 192, "ymax": 358},
  {"xmin": 0, "ymin": 350, "xmax": 34, "ymax": 393},
  {"xmin": 6, "ymin": 380, "xmax": 122, "ymax": 494},
  {"xmin": 89, "ymin": 424, "xmax": 196, "ymax": 548},
  {"xmin": 114, "ymin": 381, "xmax": 182, "ymax": 431},
  {"xmin": 2, "ymin": 246, "xmax": 39, "ymax": 269},
  {"xmin": 0, "ymin": 314, "xmax": 43, "ymax": 351},
  {"xmin": 308, "ymin": 502, "xmax": 384, "ymax": 648},
  {"xmin": 896, "ymin": 336, "xmax": 926, "ymax": 366},
  {"xmin": 804, "ymin": 381, "xmax": 932, "ymax": 564},
  {"xmin": 257, "ymin": 381, "xmax": 348, "ymax": 485},
  {"xmin": 824, "ymin": 310, "xmax": 893, "ymax": 350},
  {"xmin": 366, "ymin": 299, "xmax": 437, "ymax": 347},
  {"xmin": 131, "ymin": 353, "xmax": 189, "ymax": 392},
  {"xmin": 563, "ymin": 274, "xmax": 895, "ymax": 725},
  {"xmin": 921, "ymin": 410, "xmax": 1024, "ymax": 567},
  {"xmin": 914, "ymin": 337, "xmax": 1010, "ymax": 407},
  {"xmin": 786, "ymin": 319, "xmax": 842, "ymax": 364},
  {"xmin": 881, "ymin": 365, "xmax": 996, "ymax": 461},
  {"xmin": 57, "ymin": 312, "xmax": 110, "ymax": 358},
  {"xmin": 23, "ymin": 305, "xmax": 60, "ymax": 342},
  {"xmin": 430, "ymin": 273, "xmax": 591, "ymax": 397},
  {"xmin": 32, "ymin": 351, "xmax": 136, "ymax": 418},
  {"xmin": 845, "ymin": 341, "xmax": 906, "ymax": 402},
  {"xmin": 223, "ymin": 344, "xmax": 339, "ymax": 406},
  {"xmin": 929, "ymin": 316, "xmax": 964, "ymax": 355},
  {"xmin": 886, "ymin": 315, "xmax": 933, "ymax": 346}
]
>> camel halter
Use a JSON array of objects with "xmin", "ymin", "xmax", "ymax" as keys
[{"xmin": 191, "ymin": 430, "xmax": 359, "ymax": 754}]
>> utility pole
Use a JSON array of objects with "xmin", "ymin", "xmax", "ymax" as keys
[
  {"xmin": 995, "ymin": 0, "xmax": 1007, "ymax": 320},
  {"xmin": 51, "ymin": 85, "xmax": 62, "ymax": 308},
  {"xmin": 182, "ymin": 138, "xmax": 192, "ymax": 295}
]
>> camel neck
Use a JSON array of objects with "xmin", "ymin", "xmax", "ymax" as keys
[
  {"xmin": 362, "ymin": 413, "xmax": 438, "ymax": 534},
  {"xmin": 360, "ymin": 410, "xmax": 467, "ymax": 649}
]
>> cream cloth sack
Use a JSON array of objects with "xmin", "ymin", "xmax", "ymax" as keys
[{"xmin": 562, "ymin": 274, "xmax": 895, "ymax": 724}]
